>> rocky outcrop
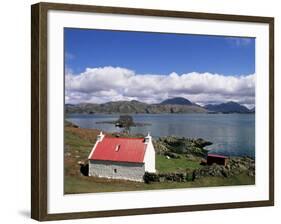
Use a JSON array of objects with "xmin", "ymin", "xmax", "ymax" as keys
[
  {"xmin": 192, "ymin": 157, "xmax": 255, "ymax": 180},
  {"xmin": 153, "ymin": 136, "xmax": 211, "ymax": 157}
]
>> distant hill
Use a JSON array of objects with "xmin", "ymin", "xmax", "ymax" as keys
[
  {"xmin": 65, "ymin": 99, "xmax": 207, "ymax": 114},
  {"xmin": 161, "ymin": 97, "xmax": 193, "ymax": 106},
  {"xmin": 204, "ymin": 101, "xmax": 251, "ymax": 113}
]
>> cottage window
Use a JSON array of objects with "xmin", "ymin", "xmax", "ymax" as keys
[{"xmin": 114, "ymin": 168, "xmax": 117, "ymax": 173}]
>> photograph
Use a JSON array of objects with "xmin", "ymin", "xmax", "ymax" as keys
[{"xmin": 64, "ymin": 28, "xmax": 256, "ymax": 194}]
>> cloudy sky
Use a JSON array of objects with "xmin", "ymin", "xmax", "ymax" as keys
[{"xmin": 65, "ymin": 28, "xmax": 255, "ymax": 108}]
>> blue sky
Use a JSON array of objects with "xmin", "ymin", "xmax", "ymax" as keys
[
  {"xmin": 65, "ymin": 28, "xmax": 255, "ymax": 76},
  {"xmin": 64, "ymin": 28, "xmax": 255, "ymax": 107}
]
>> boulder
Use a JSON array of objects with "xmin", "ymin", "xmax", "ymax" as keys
[
  {"xmin": 200, "ymin": 159, "xmax": 207, "ymax": 165},
  {"xmin": 164, "ymin": 151, "xmax": 180, "ymax": 159}
]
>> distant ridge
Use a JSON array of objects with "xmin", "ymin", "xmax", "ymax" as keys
[
  {"xmin": 161, "ymin": 97, "xmax": 193, "ymax": 106},
  {"xmin": 65, "ymin": 98, "xmax": 206, "ymax": 114},
  {"xmin": 204, "ymin": 101, "xmax": 251, "ymax": 113}
]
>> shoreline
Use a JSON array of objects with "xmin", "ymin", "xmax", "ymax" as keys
[{"xmin": 65, "ymin": 119, "xmax": 255, "ymax": 159}]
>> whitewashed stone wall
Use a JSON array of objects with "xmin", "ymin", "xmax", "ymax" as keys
[
  {"xmin": 89, "ymin": 160, "xmax": 145, "ymax": 182},
  {"xmin": 144, "ymin": 140, "xmax": 156, "ymax": 173}
]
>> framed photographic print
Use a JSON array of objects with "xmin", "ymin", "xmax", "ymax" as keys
[{"xmin": 31, "ymin": 2, "xmax": 274, "ymax": 221}]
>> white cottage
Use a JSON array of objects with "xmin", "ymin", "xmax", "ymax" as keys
[{"xmin": 88, "ymin": 132, "xmax": 156, "ymax": 182}]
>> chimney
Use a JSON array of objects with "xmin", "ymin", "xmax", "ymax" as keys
[
  {"xmin": 97, "ymin": 131, "xmax": 104, "ymax": 142},
  {"xmin": 144, "ymin": 132, "xmax": 152, "ymax": 144}
]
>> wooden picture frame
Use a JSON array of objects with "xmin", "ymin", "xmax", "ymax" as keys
[{"xmin": 31, "ymin": 2, "xmax": 274, "ymax": 221}]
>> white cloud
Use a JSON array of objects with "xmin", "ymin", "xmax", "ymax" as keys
[{"xmin": 65, "ymin": 66, "xmax": 255, "ymax": 107}]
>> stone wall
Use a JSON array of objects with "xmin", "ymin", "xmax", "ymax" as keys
[
  {"xmin": 144, "ymin": 157, "xmax": 255, "ymax": 183},
  {"xmin": 143, "ymin": 172, "xmax": 189, "ymax": 183}
]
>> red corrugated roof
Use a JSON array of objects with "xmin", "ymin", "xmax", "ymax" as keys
[
  {"xmin": 89, "ymin": 136, "xmax": 147, "ymax": 163},
  {"xmin": 208, "ymin": 153, "xmax": 227, "ymax": 159}
]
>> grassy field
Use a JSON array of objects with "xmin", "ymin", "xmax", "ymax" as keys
[
  {"xmin": 64, "ymin": 125, "xmax": 255, "ymax": 194},
  {"xmin": 156, "ymin": 154, "xmax": 202, "ymax": 173},
  {"xmin": 65, "ymin": 173, "xmax": 254, "ymax": 194}
]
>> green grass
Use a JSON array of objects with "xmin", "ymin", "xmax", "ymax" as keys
[
  {"xmin": 64, "ymin": 131, "xmax": 92, "ymax": 159},
  {"xmin": 65, "ymin": 173, "xmax": 255, "ymax": 194},
  {"xmin": 156, "ymin": 154, "xmax": 202, "ymax": 173},
  {"xmin": 65, "ymin": 131, "xmax": 92, "ymax": 149}
]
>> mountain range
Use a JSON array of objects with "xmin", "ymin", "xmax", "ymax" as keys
[
  {"xmin": 66, "ymin": 97, "xmax": 253, "ymax": 114},
  {"xmin": 204, "ymin": 101, "xmax": 251, "ymax": 113}
]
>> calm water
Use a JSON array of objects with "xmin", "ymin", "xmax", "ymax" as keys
[{"xmin": 66, "ymin": 113, "xmax": 255, "ymax": 157}]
